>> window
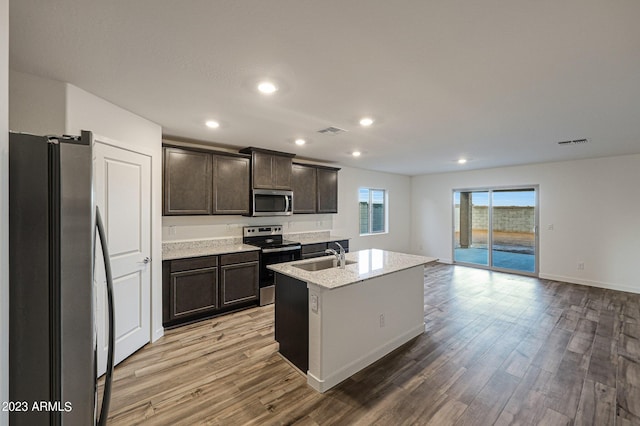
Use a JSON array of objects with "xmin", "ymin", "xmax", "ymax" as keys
[{"xmin": 359, "ymin": 188, "xmax": 386, "ymax": 235}]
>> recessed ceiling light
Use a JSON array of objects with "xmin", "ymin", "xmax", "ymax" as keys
[
  {"xmin": 352, "ymin": 151, "xmax": 361, "ymax": 157},
  {"xmin": 458, "ymin": 158, "xmax": 467, "ymax": 164},
  {"xmin": 359, "ymin": 117, "xmax": 374, "ymax": 127},
  {"xmin": 295, "ymin": 139, "xmax": 306, "ymax": 146},
  {"xmin": 205, "ymin": 120, "xmax": 220, "ymax": 129},
  {"xmin": 257, "ymin": 81, "xmax": 278, "ymax": 94}
]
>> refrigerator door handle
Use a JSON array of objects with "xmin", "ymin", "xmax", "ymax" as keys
[{"xmin": 95, "ymin": 207, "xmax": 115, "ymax": 426}]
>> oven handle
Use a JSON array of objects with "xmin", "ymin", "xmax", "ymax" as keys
[{"xmin": 262, "ymin": 245, "xmax": 301, "ymax": 254}]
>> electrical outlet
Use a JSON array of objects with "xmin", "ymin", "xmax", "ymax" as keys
[
  {"xmin": 310, "ymin": 294, "xmax": 318, "ymax": 313},
  {"xmin": 379, "ymin": 314, "xmax": 385, "ymax": 328},
  {"xmin": 548, "ymin": 224, "xmax": 554, "ymax": 231},
  {"xmin": 169, "ymin": 226, "xmax": 176, "ymax": 236},
  {"xmin": 577, "ymin": 262, "xmax": 585, "ymax": 270}
]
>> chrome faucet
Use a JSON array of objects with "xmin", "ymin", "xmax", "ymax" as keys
[{"xmin": 325, "ymin": 242, "xmax": 346, "ymax": 269}]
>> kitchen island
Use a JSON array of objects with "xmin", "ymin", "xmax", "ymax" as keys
[{"xmin": 268, "ymin": 249, "xmax": 437, "ymax": 393}]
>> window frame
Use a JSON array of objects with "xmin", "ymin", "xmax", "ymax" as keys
[{"xmin": 359, "ymin": 187, "xmax": 388, "ymax": 236}]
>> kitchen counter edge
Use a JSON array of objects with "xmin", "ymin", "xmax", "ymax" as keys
[{"xmin": 268, "ymin": 249, "xmax": 438, "ymax": 290}]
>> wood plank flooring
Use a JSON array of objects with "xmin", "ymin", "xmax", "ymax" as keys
[{"xmin": 99, "ymin": 264, "xmax": 640, "ymax": 425}]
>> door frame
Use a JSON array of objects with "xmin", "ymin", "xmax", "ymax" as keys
[
  {"xmin": 93, "ymin": 134, "xmax": 161, "ymax": 351},
  {"xmin": 451, "ymin": 184, "xmax": 539, "ymax": 277}
]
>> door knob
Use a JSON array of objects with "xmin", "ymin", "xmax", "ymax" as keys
[{"xmin": 141, "ymin": 257, "xmax": 151, "ymax": 264}]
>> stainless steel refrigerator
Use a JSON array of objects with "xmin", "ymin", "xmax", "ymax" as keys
[{"xmin": 9, "ymin": 131, "xmax": 114, "ymax": 426}]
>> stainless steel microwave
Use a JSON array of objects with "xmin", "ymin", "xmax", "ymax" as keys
[{"xmin": 251, "ymin": 189, "xmax": 293, "ymax": 216}]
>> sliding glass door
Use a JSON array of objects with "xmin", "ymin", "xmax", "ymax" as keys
[
  {"xmin": 453, "ymin": 191, "xmax": 489, "ymax": 266},
  {"xmin": 453, "ymin": 187, "xmax": 538, "ymax": 275}
]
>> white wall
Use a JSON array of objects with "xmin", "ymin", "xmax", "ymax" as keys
[
  {"xmin": 9, "ymin": 73, "xmax": 165, "ymax": 343},
  {"xmin": 64, "ymin": 85, "xmax": 164, "ymax": 342},
  {"xmin": 333, "ymin": 166, "xmax": 412, "ymax": 252},
  {"xmin": 411, "ymin": 154, "xmax": 640, "ymax": 293},
  {"xmin": 1, "ymin": 1, "xmax": 9, "ymax": 423},
  {"xmin": 9, "ymin": 70, "xmax": 66, "ymax": 135},
  {"xmin": 163, "ymin": 164, "xmax": 413, "ymax": 253}
]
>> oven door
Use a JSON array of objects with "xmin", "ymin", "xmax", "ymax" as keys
[
  {"xmin": 260, "ymin": 246, "xmax": 301, "ymax": 287},
  {"xmin": 259, "ymin": 246, "xmax": 301, "ymax": 305},
  {"xmin": 252, "ymin": 189, "xmax": 293, "ymax": 216}
]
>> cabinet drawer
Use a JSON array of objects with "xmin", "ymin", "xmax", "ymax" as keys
[
  {"xmin": 170, "ymin": 256, "xmax": 218, "ymax": 273},
  {"xmin": 220, "ymin": 251, "xmax": 260, "ymax": 266},
  {"xmin": 301, "ymin": 243, "xmax": 327, "ymax": 255}
]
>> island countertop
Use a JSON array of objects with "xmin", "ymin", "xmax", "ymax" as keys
[{"xmin": 268, "ymin": 249, "xmax": 438, "ymax": 289}]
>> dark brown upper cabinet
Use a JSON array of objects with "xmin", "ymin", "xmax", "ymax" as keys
[
  {"xmin": 212, "ymin": 154, "xmax": 250, "ymax": 215},
  {"xmin": 240, "ymin": 147, "xmax": 295, "ymax": 190},
  {"xmin": 163, "ymin": 147, "xmax": 212, "ymax": 215},
  {"xmin": 291, "ymin": 163, "xmax": 317, "ymax": 213},
  {"xmin": 163, "ymin": 144, "xmax": 339, "ymax": 216},
  {"xmin": 316, "ymin": 166, "xmax": 339, "ymax": 213},
  {"xmin": 163, "ymin": 145, "xmax": 250, "ymax": 216},
  {"xmin": 292, "ymin": 163, "xmax": 340, "ymax": 214}
]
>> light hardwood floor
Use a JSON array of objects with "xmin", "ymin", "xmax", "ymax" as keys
[{"xmin": 100, "ymin": 264, "xmax": 640, "ymax": 425}]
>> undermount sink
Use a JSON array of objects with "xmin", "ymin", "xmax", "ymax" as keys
[{"xmin": 293, "ymin": 257, "xmax": 357, "ymax": 272}]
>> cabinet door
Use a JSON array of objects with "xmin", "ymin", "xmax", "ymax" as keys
[
  {"xmin": 252, "ymin": 152, "xmax": 273, "ymax": 189},
  {"xmin": 220, "ymin": 261, "xmax": 259, "ymax": 307},
  {"xmin": 317, "ymin": 168, "xmax": 338, "ymax": 213},
  {"xmin": 291, "ymin": 164, "xmax": 316, "ymax": 213},
  {"xmin": 163, "ymin": 147, "xmax": 212, "ymax": 215},
  {"xmin": 273, "ymin": 155, "xmax": 292, "ymax": 190},
  {"xmin": 213, "ymin": 155, "xmax": 250, "ymax": 214},
  {"xmin": 169, "ymin": 266, "xmax": 218, "ymax": 321}
]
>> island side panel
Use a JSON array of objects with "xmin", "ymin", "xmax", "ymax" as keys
[
  {"xmin": 274, "ymin": 272, "xmax": 309, "ymax": 372},
  {"xmin": 307, "ymin": 265, "xmax": 425, "ymax": 392}
]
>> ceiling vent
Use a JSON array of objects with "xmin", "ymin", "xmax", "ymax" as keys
[
  {"xmin": 317, "ymin": 126, "xmax": 347, "ymax": 135},
  {"xmin": 558, "ymin": 138, "xmax": 589, "ymax": 146}
]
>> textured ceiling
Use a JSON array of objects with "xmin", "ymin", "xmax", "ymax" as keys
[{"xmin": 9, "ymin": 0, "xmax": 640, "ymax": 175}]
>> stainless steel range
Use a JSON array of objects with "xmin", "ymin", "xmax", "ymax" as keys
[{"xmin": 243, "ymin": 225, "xmax": 301, "ymax": 305}]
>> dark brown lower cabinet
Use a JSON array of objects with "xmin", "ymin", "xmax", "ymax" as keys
[
  {"xmin": 220, "ymin": 252, "xmax": 259, "ymax": 307},
  {"xmin": 328, "ymin": 239, "xmax": 349, "ymax": 252},
  {"xmin": 301, "ymin": 240, "xmax": 350, "ymax": 260},
  {"xmin": 163, "ymin": 250, "xmax": 260, "ymax": 327}
]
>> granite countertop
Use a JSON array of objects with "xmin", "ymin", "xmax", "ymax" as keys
[
  {"xmin": 268, "ymin": 249, "xmax": 438, "ymax": 290},
  {"xmin": 163, "ymin": 238, "xmax": 259, "ymax": 260}
]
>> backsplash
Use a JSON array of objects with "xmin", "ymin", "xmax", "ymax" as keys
[
  {"xmin": 162, "ymin": 214, "xmax": 335, "ymax": 242},
  {"xmin": 284, "ymin": 231, "xmax": 331, "ymax": 243}
]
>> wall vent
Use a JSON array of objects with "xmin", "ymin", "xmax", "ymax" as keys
[
  {"xmin": 317, "ymin": 126, "xmax": 347, "ymax": 135},
  {"xmin": 558, "ymin": 138, "xmax": 588, "ymax": 146}
]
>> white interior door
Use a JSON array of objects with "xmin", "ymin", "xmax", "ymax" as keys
[{"xmin": 94, "ymin": 141, "xmax": 151, "ymax": 376}]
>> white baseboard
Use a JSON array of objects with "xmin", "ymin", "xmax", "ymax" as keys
[
  {"xmin": 307, "ymin": 323, "xmax": 424, "ymax": 393},
  {"xmin": 538, "ymin": 273, "xmax": 639, "ymax": 295}
]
